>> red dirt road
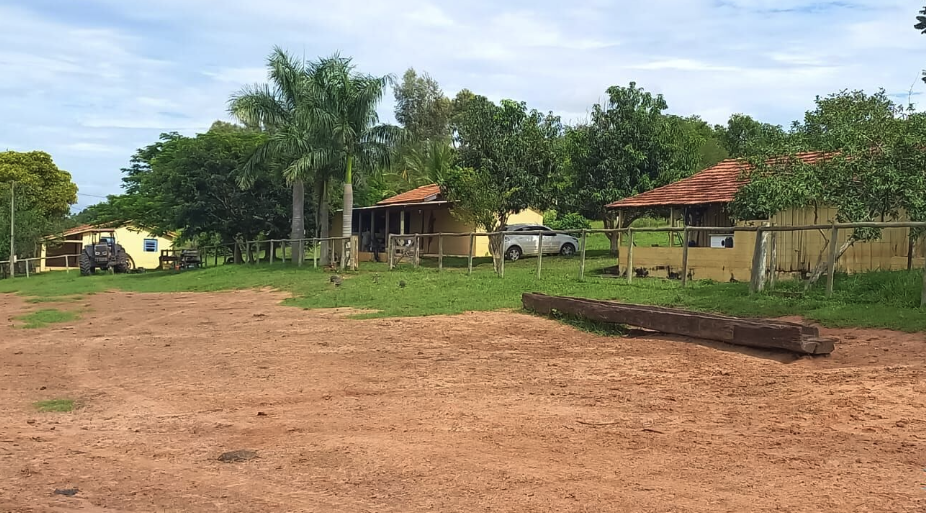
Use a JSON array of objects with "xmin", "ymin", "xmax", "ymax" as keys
[{"xmin": 1, "ymin": 291, "xmax": 925, "ymax": 512}]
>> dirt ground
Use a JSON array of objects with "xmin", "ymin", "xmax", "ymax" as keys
[{"xmin": 1, "ymin": 291, "xmax": 925, "ymax": 512}]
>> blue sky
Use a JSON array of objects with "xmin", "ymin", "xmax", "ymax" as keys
[{"xmin": 0, "ymin": 0, "xmax": 922, "ymax": 210}]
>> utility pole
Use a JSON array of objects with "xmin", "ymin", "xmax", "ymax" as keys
[{"xmin": 8, "ymin": 181, "xmax": 13, "ymax": 278}]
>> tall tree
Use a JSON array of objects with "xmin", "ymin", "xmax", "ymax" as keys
[
  {"xmin": 89, "ymin": 127, "xmax": 293, "ymax": 261},
  {"xmin": 229, "ymin": 47, "xmax": 318, "ymax": 263},
  {"xmin": 0, "ymin": 151, "xmax": 77, "ymax": 261},
  {"xmin": 443, "ymin": 96, "xmax": 561, "ymax": 271},
  {"xmin": 0, "ymin": 151, "xmax": 77, "ymax": 218},
  {"xmin": 714, "ymin": 114, "xmax": 787, "ymax": 158},
  {"xmin": 304, "ymin": 55, "xmax": 401, "ymax": 265},
  {"xmin": 730, "ymin": 90, "xmax": 926, "ymax": 286},
  {"xmin": 393, "ymin": 68, "xmax": 451, "ymax": 142},
  {"xmin": 558, "ymin": 83, "xmax": 702, "ymax": 253}
]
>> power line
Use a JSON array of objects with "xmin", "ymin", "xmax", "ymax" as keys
[{"xmin": 77, "ymin": 192, "xmax": 110, "ymax": 199}]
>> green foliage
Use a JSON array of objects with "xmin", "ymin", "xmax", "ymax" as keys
[
  {"xmin": 393, "ymin": 68, "xmax": 452, "ymax": 141},
  {"xmin": 0, "ymin": 151, "xmax": 77, "ymax": 218},
  {"xmin": 34, "ymin": 399, "xmax": 76, "ymax": 412},
  {"xmin": 92, "ymin": 126, "xmax": 293, "ymax": 245},
  {"xmin": 446, "ymin": 96, "xmax": 562, "ymax": 232},
  {"xmin": 557, "ymin": 83, "xmax": 703, "ymax": 221},
  {"xmin": 714, "ymin": 114, "xmax": 788, "ymax": 158},
  {"xmin": 544, "ymin": 211, "xmax": 591, "ymax": 231},
  {"xmin": 15, "ymin": 308, "xmax": 80, "ymax": 329},
  {"xmin": 0, "ymin": 152, "xmax": 78, "ymax": 259},
  {"xmin": 730, "ymin": 90, "xmax": 926, "ymax": 246}
]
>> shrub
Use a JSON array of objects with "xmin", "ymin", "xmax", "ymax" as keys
[{"xmin": 544, "ymin": 211, "xmax": 592, "ymax": 231}]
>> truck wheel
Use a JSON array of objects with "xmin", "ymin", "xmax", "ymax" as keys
[{"xmin": 79, "ymin": 253, "xmax": 93, "ymax": 276}]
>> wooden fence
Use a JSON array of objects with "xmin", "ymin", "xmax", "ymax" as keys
[
  {"xmin": 199, "ymin": 236, "xmax": 356, "ymax": 270},
  {"xmin": 1, "ymin": 254, "xmax": 82, "ymax": 278},
  {"xmin": 383, "ymin": 222, "xmax": 926, "ymax": 307}
]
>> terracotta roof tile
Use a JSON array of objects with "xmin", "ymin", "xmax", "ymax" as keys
[
  {"xmin": 606, "ymin": 152, "xmax": 829, "ymax": 209},
  {"xmin": 377, "ymin": 184, "xmax": 442, "ymax": 205}
]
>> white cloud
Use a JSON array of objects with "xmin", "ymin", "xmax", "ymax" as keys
[{"xmin": 0, "ymin": 0, "xmax": 922, "ymax": 206}]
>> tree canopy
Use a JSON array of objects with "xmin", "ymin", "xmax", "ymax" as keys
[
  {"xmin": 394, "ymin": 68, "xmax": 451, "ymax": 142},
  {"xmin": 90, "ymin": 126, "xmax": 294, "ymax": 247},
  {"xmin": 556, "ymin": 83, "xmax": 703, "ymax": 222},
  {"xmin": 442, "ymin": 96, "xmax": 561, "ymax": 267},
  {"xmin": 731, "ymin": 90, "xmax": 926, "ymax": 233},
  {"xmin": 714, "ymin": 114, "xmax": 787, "ymax": 158},
  {"xmin": 0, "ymin": 151, "xmax": 78, "ymax": 260},
  {"xmin": 0, "ymin": 151, "xmax": 77, "ymax": 218}
]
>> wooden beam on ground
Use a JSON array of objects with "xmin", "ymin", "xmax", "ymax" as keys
[{"xmin": 522, "ymin": 293, "xmax": 835, "ymax": 355}]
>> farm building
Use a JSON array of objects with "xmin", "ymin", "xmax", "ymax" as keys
[
  {"xmin": 606, "ymin": 152, "xmax": 925, "ymax": 282},
  {"xmin": 40, "ymin": 224, "xmax": 175, "ymax": 272},
  {"xmin": 332, "ymin": 184, "xmax": 543, "ymax": 260}
]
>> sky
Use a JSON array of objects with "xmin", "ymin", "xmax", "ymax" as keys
[{"xmin": 0, "ymin": 0, "xmax": 922, "ymax": 211}]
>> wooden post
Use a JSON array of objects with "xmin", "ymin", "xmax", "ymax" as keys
[
  {"xmin": 388, "ymin": 235, "xmax": 394, "ymax": 270},
  {"xmin": 339, "ymin": 238, "xmax": 346, "ymax": 271},
  {"xmin": 669, "ymin": 208, "xmax": 676, "ymax": 247},
  {"xmin": 313, "ymin": 239, "xmax": 319, "ymax": 268},
  {"xmin": 681, "ymin": 228, "xmax": 690, "ymax": 287},
  {"xmin": 270, "ymin": 240, "xmax": 275, "ymax": 265},
  {"xmin": 65, "ymin": 255, "xmax": 70, "ymax": 274},
  {"xmin": 921, "ymin": 252, "xmax": 926, "ymax": 308},
  {"xmin": 536, "ymin": 233, "xmax": 543, "ymax": 279},
  {"xmin": 438, "ymin": 233, "xmax": 444, "ymax": 272},
  {"xmin": 400, "ymin": 210, "xmax": 405, "ymax": 235},
  {"xmin": 414, "ymin": 235, "xmax": 420, "ymax": 268},
  {"xmin": 826, "ymin": 225, "xmax": 839, "ymax": 297},
  {"xmin": 908, "ymin": 236, "xmax": 915, "ymax": 271},
  {"xmin": 626, "ymin": 228, "xmax": 635, "ymax": 284},
  {"xmin": 25, "ymin": 259, "xmax": 30, "ymax": 278},
  {"xmin": 499, "ymin": 234, "xmax": 506, "ymax": 278},
  {"xmin": 467, "ymin": 233, "xmax": 474, "ymax": 275},
  {"xmin": 616, "ymin": 210, "xmax": 623, "ymax": 274},
  {"xmin": 578, "ymin": 229, "xmax": 588, "ymax": 281},
  {"xmin": 769, "ymin": 232, "xmax": 779, "ymax": 289},
  {"xmin": 749, "ymin": 227, "xmax": 766, "ymax": 294},
  {"xmin": 385, "ymin": 210, "xmax": 391, "ymax": 243}
]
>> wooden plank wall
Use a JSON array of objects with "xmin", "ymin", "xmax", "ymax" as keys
[{"xmin": 769, "ymin": 207, "xmax": 925, "ymax": 273}]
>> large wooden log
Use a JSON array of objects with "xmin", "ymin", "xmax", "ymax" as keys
[{"xmin": 522, "ymin": 293, "xmax": 834, "ymax": 355}]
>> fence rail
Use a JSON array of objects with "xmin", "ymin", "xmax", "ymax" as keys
[
  {"xmin": 1, "ymin": 253, "xmax": 83, "ymax": 278},
  {"xmin": 381, "ymin": 221, "xmax": 926, "ymax": 306},
  {"xmin": 6, "ymin": 222, "xmax": 925, "ymax": 307}
]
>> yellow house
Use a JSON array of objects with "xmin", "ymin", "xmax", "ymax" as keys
[
  {"xmin": 332, "ymin": 184, "xmax": 544, "ymax": 260},
  {"xmin": 40, "ymin": 224, "xmax": 175, "ymax": 272},
  {"xmin": 606, "ymin": 153, "xmax": 925, "ymax": 282}
]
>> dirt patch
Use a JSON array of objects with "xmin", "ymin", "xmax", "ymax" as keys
[{"xmin": 1, "ymin": 290, "xmax": 924, "ymax": 512}]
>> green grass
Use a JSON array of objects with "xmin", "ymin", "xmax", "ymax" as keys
[
  {"xmin": 34, "ymin": 399, "xmax": 75, "ymax": 412},
  {"xmin": 26, "ymin": 295, "xmax": 84, "ymax": 304},
  {"xmin": 15, "ymin": 308, "xmax": 81, "ymax": 329},
  {"xmin": 1, "ymin": 251, "xmax": 924, "ymax": 332}
]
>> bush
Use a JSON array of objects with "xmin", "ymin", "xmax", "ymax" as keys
[{"xmin": 544, "ymin": 211, "xmax": 592, "ymax": 231}]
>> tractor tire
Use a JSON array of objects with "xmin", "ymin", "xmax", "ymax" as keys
[{"xmin": 79, "ymin": 253, "xmax": 94, "ymax": 276}]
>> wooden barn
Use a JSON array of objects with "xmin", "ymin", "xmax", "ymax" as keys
[{"xmin": 606, "ymin": 153, "xmax": 925, "ymax": 282}]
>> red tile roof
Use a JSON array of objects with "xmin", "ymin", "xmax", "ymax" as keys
[
  {"xmin": 377, "ymin": 184, "xmax": 442, "ymax": 205},
  {"xmin": 606, "ymin": 152, "xmax": 829, "ymax": 209}
]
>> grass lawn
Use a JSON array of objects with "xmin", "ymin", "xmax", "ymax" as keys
[
  {"xmin": 1, "ymin": 247, "xmax": 924, "ymax": 331},
  {"xmin": 33, "ymin": 399, "xmax": 76, "ymax": 412},
  {"xmin": 15, "ymin": 308, "xmax": 81, "ymax": 329}
]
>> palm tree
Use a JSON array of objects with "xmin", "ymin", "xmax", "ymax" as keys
[
  {"xmin": 303, "ymin": 55, "xmax": 402, "ymax": 266},
  {"xmin": 231, "ymin": 47, "xmax": 346, "ymax": 263},
  {"xmin": 401, "ymin": 138, "xmax": 456, "ymax": 187}
]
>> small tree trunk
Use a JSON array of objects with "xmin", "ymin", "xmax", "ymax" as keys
[
  {"xmin": 233, "ymin": 240, "xmax": 242, "ymax": 264},
  {"xmin": 319, "ymin": 181, "xmax": 330, "ymax": 265},
  {"xmin": 805, "ymin": 237, "xmax": 854, "ymax": 289},
  {"xmin": 342, "ymin": 183, "xmax": 353, "ymax": 268},
  {"xmin": 291, "ymin": 179, "xmax": 305, "ymax": 264},
  {"xmin": 604, "ymin": 212, "xmax": 618, "ymax": 256}
]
